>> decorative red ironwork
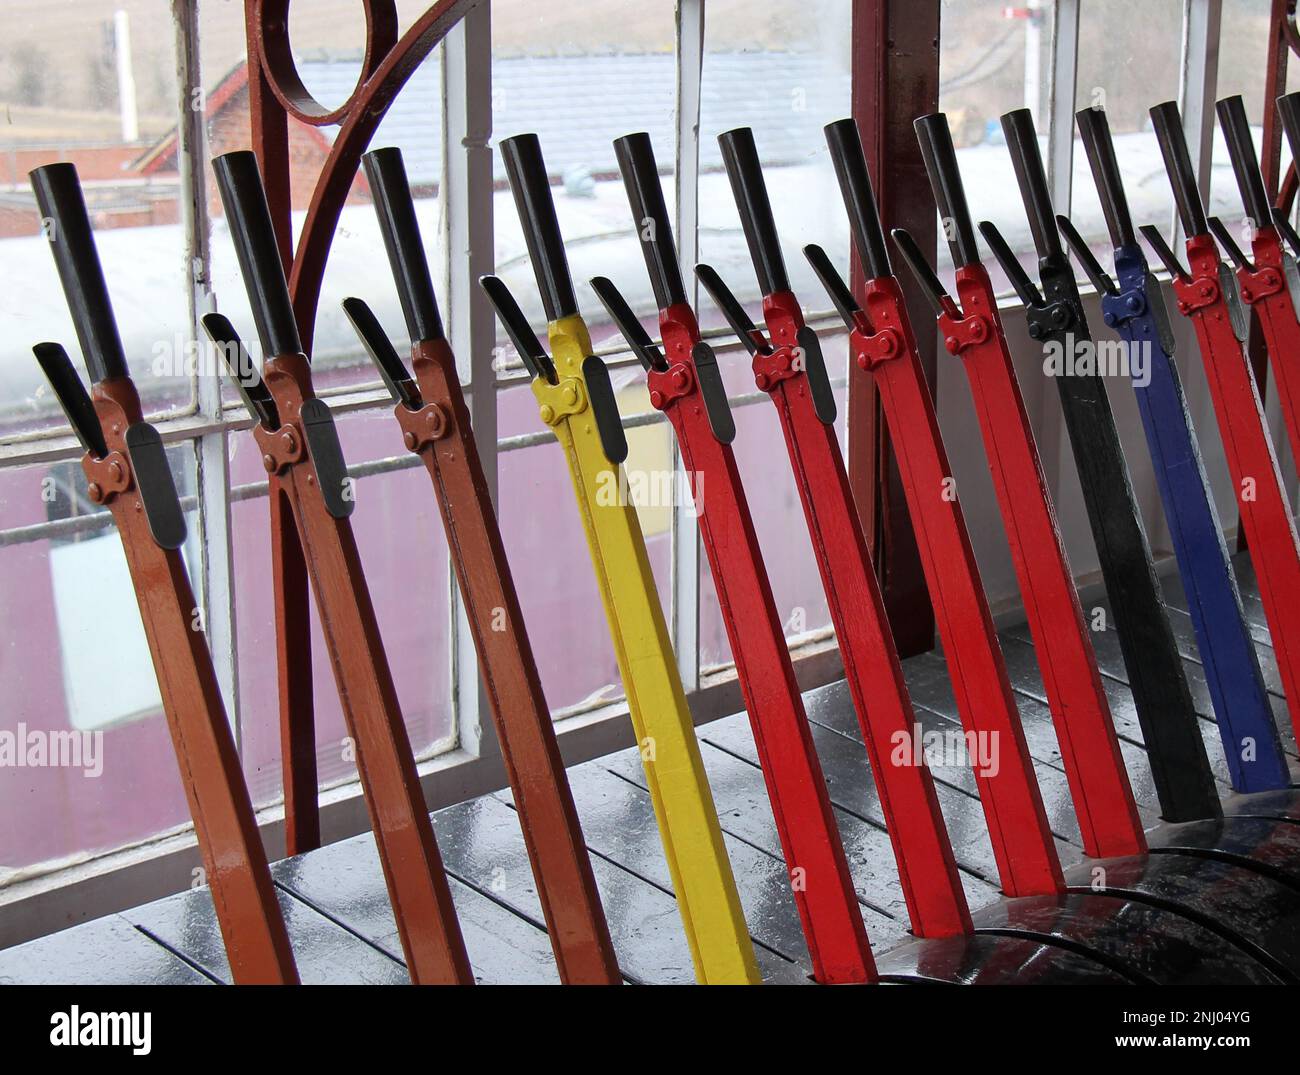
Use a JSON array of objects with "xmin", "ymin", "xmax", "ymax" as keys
[
  {"xmin": 239, "ymin": 0, "xmax": 478, "ymax": 849},
  {"xmin": 244, "ymin": 0, "xmax": 479, "ymax": 348}
]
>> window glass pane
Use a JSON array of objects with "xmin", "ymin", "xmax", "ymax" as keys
[
  {"xmin": 490, "ymin": 0, "xmax": 678, "ymax": 351},
  {"xmin": 229, "ymin": 407, "xmax": 454, "ymax": 807},
  {"xmin": 1, "ymin": 1, "xmax": 192, "ymax": 441},
  {"xmin": 938, "ymin": 0, "xmax": 1053, "ymax": 295},
  {"xmin": 0, "ymin": 443, "xmax": 200, "ymax": 874},
  {"xmin": 697, "ymin": 0, "xmax": 853, "ymax": 327},
  {"xmin": 1210, "ymin": 0, "xmax": 1274, "ymax": 241},
  {"xmin": 1068, "ymin": 0, "xmax": 1182, "ymax": 282}
]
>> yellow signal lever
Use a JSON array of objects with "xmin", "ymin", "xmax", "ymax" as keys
[{"xmin": 482, "ymin": 137, "xmax": 760, "ymax": 984}]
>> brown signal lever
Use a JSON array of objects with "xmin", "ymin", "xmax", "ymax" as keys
[
  {"xmin": 207, "ymin": 150, "xmax": 473, "ymax": 985},
  {"xmin": 341, "ymin": 146, "xmax": 621, "ymax": 985},
  {"xmin": 30, "ymin": 161, "xmax": 299, "ymax": 985}
]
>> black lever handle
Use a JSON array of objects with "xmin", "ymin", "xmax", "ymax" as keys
[
  {"xmin": 33, "ymin": 337, "xmax": 188, "ymax": 549},
  {"xmin": 890, "ymin": 228, "xmax": 950, "ymax": 318},
  {"xmin": 1056, "ymin": 215, "xmax": 1118, "ymax": 295},
  {"xmin": 1000, "ymin": 108, "xmax": 1061, "ymax": 259},
  {"xmin": 200, "ymin": 313, "xmax": 279, "ymax": 428},
  {"xmin": 341, "ymin": 297, "xmax": 423, "ymax": 409},
  {"xmin": 689, "ymin": 341, "xmax": 737, "ymax": 445},
  {"xmin": 801, "ymin": 244, "xmax": 862, "ymax": 331},
  {"xmin": 500, "ymin": 133, "xmax": 578, "ymax": 321},
  {"xmin": 1075, "ymin": 107, "xmax": 1136, "ymax": 249},
  {"xmin": 211, "ymin": 151, "xmax": 303, "ymax": 359},
  {"xmin": 978, "ymin": 221, "xmax": 1044, "ymax": 307},
  {"xmin": 914, "ymin": 113, "xmax": 981, "ymax": 270},
  {"xmin": 1216, "ymin": 95, "xmax": 1272, "ymax": 232},
  {"xmin": 580, "ymin": 356, "xmax": 629, "ymax": 465},
  {"xmin": 29, "ymin": 163, "xmax": 129, "ymax": 384},
  {"xmin": 478, "ymin": 275, "xmax": 557, "ymax": 383},
  {"xmin": 794, "ymin": 325, "xmax": 838, "ymax": 425},
  {"xmin": 362, "ymin": 147, "xmax": 445, "ymax": 344},
  {"xmin": 694, "ymin": 264, "xmax": 772, "ymax": 356},
  {"xmin": 1139, "ymin": 225, "xmax": 1191, "ymax": 281},
  {"xmin": 613, "ymin": 132, "xmax": 687, "ymax": 309},
  {"xmin": 32, "ymin": 342, "xmax": 108, "ymax": 457},
  {"xmin": 824, "ymin": 118, "xmax": 892, "ymax": 280},
  {"xmin": 717, "ymin": 127, "xmax": 790, "ymax": 295},
  {"xmin": 124, "ymin": 421, "xmax": 189, "ymax": 549},
  {"xmin": 1207, "ymin": 216, "xmax": 1255, "ymax": 271},
  {"xmin": 588, "ymin": 277, "xmax": 665, "ymax": 372},
  {"xmin": 1149, "ymin": 101, "xmax": 1209, "ymax": 238}
]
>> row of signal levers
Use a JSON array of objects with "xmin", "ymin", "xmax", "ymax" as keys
[{"xmin": 24, "ymin": 90, "xmax": 1300, "ymax": 985}]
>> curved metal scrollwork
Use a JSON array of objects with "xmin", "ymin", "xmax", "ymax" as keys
[
  {"xmin": 255, "ymin": 0, "xmax": 400, "ymax": 125},
  {"xmin": 245, "ymin": 0, "xmax": 479, "ymax": 350}
]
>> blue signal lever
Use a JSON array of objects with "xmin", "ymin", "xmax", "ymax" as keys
[{"xmin": 1067, "ymin": 105, "xmax": 1288, "ymax": 793}]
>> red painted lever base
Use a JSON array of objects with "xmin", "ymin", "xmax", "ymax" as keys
[
  {"xmin": 656, "ymin": 304, "xmax": 880, "ymax": 981},
  {"xmin": 749, "ymin": 292, "xmax": 974, "ymax": 938},
  {"xmin": 1177, "ymin": 235, "xmax": 1300, "ymax": 743},
  {"xmin": 938, "ymin": 265, "xmax": 1145, "ymax": 860},
  {"xmin": 853, "ymin": 275, "xmax": 1065, "ymax": 897}
]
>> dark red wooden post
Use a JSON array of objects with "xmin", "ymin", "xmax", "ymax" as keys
[
  {"xmin": 849, "ymin": 0, "xmax": 940, "ymax": 656},
  {"xmin": 237, "ymin": 0, "xmax": 476, "ymax": 852},
  {"xmin": 1272, "ymin": 5, "xmax": 1299, "ymax": 211}
]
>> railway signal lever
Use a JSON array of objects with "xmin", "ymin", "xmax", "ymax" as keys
[
  {"xmin": 1062, "ymin": 104, "xmax": 1287, "ymax": 795},
  {"xmin": 990, "ymin": 107, "xmax": 1219, "ymax": 824},
  {"xmin": 29, "ymin": 162, "xmax": 299, "ymax": 985},
  {"xmin": 484, "ymin": 131, "xmax": 762, "ymax": 985},
  {"xmin": 811, "ymin": 113, "xmax": 1066, "ymax": 899},
  {"xmin": 339, "ymin": 145, "xmax": 621, "ymax": 985},
  {"xmin": 587, "ymin": 274, "xmax": 735, "ymax": 443},
  {"xmin": 1147, "ymin": 100, "xmax": 1300, "ymax": 753},
  {"xmin": 802, "ymin": 115, "xmax": 1066, "ymax": 900},
  {"xmin": 207, "ymin": 150, "xmax": 473, "ymax": 985},
  {"xmin": 900, "ymin": 111, "xmax": 1146, "ymax": 858},
  {"xmin": 606, "ymin": 131, "xmax": 943, "ymax": 968}
]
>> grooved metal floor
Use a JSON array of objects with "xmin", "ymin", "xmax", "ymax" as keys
[{"xmin": 2, "ymin": 552, "xmax": 1295, "ymax": 985}]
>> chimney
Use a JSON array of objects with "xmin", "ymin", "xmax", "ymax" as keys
[{"xmin": 114, "ymin": 10, "xmax": 140, "ymax": 143}]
